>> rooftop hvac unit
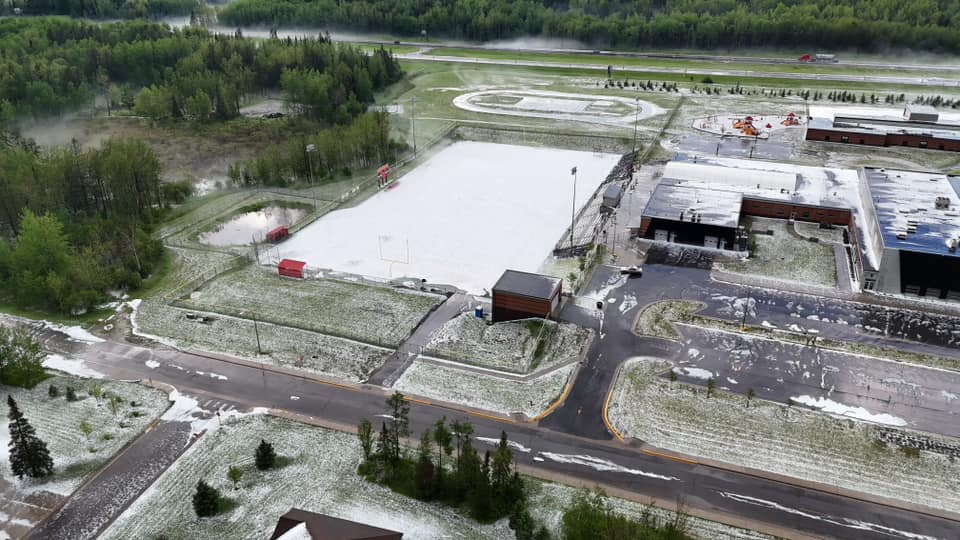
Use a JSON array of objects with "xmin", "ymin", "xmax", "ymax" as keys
[
  {"xmin": 896, "ymin": 233, "xmax": 908, "ymax": 240},
  {"xmin": 935, "ymin": 196, "xmax": 951, "ymax": 210},
  {"xmin": 949, "ymin": 238, "xmax": 958, "ymax": 252}
]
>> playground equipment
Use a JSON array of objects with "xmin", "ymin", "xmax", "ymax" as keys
[{"xmin": 781, "ymin": 112, "xmax": 800, "ymax": 126}]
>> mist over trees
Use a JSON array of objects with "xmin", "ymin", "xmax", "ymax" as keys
[
  {"xmin": 0, "ymin": 18, "xmax": 402, "ymax": 122},
  {"xmin": 219, "ymin": 0, "xmax": 960, "ymax": 54}
]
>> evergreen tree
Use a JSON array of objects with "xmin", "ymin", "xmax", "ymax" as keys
[
  {"xmin": 384, "ymin": 392, "xmax": 410, "ymax": 463},
  {"xmin": 7, "ymin": 395, "xmax": 54, "ymax": 479},
  {"xmin": 254, "ymin": 439, "xmax": 276, "ymax": 470},
  {"xmin": 414, "ymin": 430, "xmax": 434, "ymax": 500},
  {"xmin": 193, "ymin": 479, "xmax": 221, "ymax": 517},
  {"xmin": 491, "ymin": 431, "xmax": 514, "ymax": 506},
  {"xmin": 432, "ymin": 416, "xmax": 453, "ymax": 493},
  {"xmin": 357, "ymin": 418, "xmax": 373, "ymax": 461}
]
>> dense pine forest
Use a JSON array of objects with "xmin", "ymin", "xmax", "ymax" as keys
[
  {"xmin": 0, "ymin": 18, "xmax": 404, "ymax": 313},
  {"xmin": 218, "ymin": 0, "xmax": 960, "ymax": 53},
  {"xmin": 0, "ymin": 17, "xmax": 402, "ymax": 120}
]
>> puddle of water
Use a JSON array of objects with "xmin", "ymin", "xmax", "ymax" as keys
[{"xmin": 199, "ymin": 206, "xmax": 306, "ymax": 246}]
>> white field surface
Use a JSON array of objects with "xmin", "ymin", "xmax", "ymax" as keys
[
  {"xmin": 608, "ymin": 358, "xmax": 960, "ymax": 514},
  {"xmin": 179, "ymin": 265, "xmax": 441, "ymax": 347},
  {"xmin": 0, "ymin": 375, "xmax": 168, "ymax": 499},
  {"xmin": 426, "ymin": 313, "xmax": 591, "ymax": 373},
  {"xmin": 453, "ymin": 90, "xmax": 663, "ymax": 125},
  {"xmin": 278, "ymin": 142, "xmax": 621, "ymax": 294},
  {"xmin": 133, "ymin": 299, "xmax": 391, "ymax": 382},
  {"xmin": 393, "ymin": 358, "xmax": 575, "ymax": 418}
]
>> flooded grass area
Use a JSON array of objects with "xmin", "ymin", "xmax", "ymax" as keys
[{"xmin": 198, "ymin": 204, "xmax": 309, "ymax": 246}]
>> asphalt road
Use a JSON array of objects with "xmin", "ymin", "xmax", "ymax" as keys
[
  {"xmin": 48, "ymin": 334, "xmax": 959, "ymax": 540},
  {"xmin": 554, "ymin": 263, "xmax": 960, "ymax": 439}
]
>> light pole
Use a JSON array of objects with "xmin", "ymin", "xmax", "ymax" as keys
[
  {"xmin": 306, "ymin": 143, "xmax": 317, "ymax": 211},
  {"xmin": 410, "ymin": 96, "xmax": 417, "ymax": 158},
  {"xmin": 632, "ymin": 96, "xmax": 640, "ymax": 157},
  {"xmin": 570, "ymin": 166, "xmax": 578, "ymax": 250}
]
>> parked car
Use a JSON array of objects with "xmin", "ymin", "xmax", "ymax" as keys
[{"xmin": 620, "ymin": 265, "xmax": 643, "ymax": 277}]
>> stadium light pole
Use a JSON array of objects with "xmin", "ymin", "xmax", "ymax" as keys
[{"xmin": 570, "ymin": 166, "xmax": 578, "ymax": 250}]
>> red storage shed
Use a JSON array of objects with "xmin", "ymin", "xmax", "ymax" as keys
[
  {"xmin": 267, "ymin": 226, "xmax": 289, "ymax": 243},
  {"xmin": 278, "ymin": 259, "xmax": 306, "ymax": 279}
]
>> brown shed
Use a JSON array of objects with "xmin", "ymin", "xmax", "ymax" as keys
[
  {"xmin": 269, "ymin": 508, "xmax": 403, "ymax": 540},
  {"xmin": 492, "ymin": 270, "xmax": 562, "ymax": 322}
]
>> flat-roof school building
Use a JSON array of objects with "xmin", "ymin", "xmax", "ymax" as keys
[
  {"xmin": 806, "ymin": 105, "xmax": 960, "ymax": 152},
  {"xmin": 636, "ymin": 159, "xmax": 960, "ymax": 301},
  {"xmin": 859, "ymin": 168, "xmax": 960, "ymax": 299}
]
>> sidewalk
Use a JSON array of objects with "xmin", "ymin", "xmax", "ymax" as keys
[
  {"xmin": 367, "ymin": 292, "xmax": 474, "ymax": 386},
  {"xmin": 27, "ymin": 421, "xmax": 194, "ymax": 540}
]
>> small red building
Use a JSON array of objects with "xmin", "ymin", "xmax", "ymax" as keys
[
  {"xmin": 278, "ymin": 259, "xmax": 306, "ymax": 279},
  {"xmin": 267, "ymin": 226, "xmax": 290, "ymax": 243}
]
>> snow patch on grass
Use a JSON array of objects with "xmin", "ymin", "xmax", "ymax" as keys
[
  {"xmin": 393, "ymin": 359, "xmax": 574, "ymax": 418},
  {"xmin": 791, "ymin": 395, "xmax": 907, "ymax": 427},
  {"xmin": 426, "ymin": 314, "xmax": 590, "ymax": 374},
  {"xmin": 178, "ymin": 265, "xmax": 440, "ymax": 347},
  {"xmin": 0, "ymin": 376, "xmax": 168, "ymax": 498},
  {"xmin": 608, "ymin": 358, "xmax": 960, "ymax": 514},
  {"xmin": 100, "ymin": 415, "xmax": 512, "ymax": 540}
]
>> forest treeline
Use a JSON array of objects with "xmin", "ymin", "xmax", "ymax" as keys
[
  {"xmin": 13, "ymin": 0, "xmax": 199, "ymax": 18},
  {"xmin": 0, "ymin": 17, "xmax": 402, "ymax": 122},
  {"xmin": 0, "ymin": 139, "xmax": 168, "ymax": 313},
  {"xmin": 219, "ymin": 0, "xmax": 960, "ymax": 54},
  {"xmin": 229, "ymin": 111, "xmax": 404, "ymax": 187}
]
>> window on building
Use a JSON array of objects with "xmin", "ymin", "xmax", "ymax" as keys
[
  {"xmin": 920, "ymin": 141, "xmax": 928, "ymax": 148},
  {"xmin": 864, "ymin": 280, "xmax": 876, "ymax": 291},
  {"xmin": 840, "ymin": 136, "xmax": 849, "ymax": 143},
  {"xmin": 939, "ymin": 144, "xmax": 945, "ymax": 150}
]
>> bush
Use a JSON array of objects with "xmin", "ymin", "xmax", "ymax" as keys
[
  {"xmin": 193, "ymin": 480, "xmax": 222, "ymax": 518},
  {"xmin": 161, "ymin": 180, "xmax": 195, "ymax": 205},
  {"xmin": 255, "ymin": 439, "xmax": 276, "ymax": 470},
  {"xmin": 66, "ymin": 386, "xmax": 78, "ymax": 401},
  {"xmin": 48, "ymin": 385, "xmax": 60, "ymax": 398}
]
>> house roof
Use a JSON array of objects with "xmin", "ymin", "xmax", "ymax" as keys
[
  {"xmin": 493, "ymin": 270, "xmax": 561, "ymax": 300},
  {"xmin": 272, "ymin": 509, "xmax": 403, "ymax": 540}
]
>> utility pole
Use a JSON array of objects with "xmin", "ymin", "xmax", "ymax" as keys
[
  {"xmin": 570, "ymin": 166, "xmax": 578, "ymax": 250},
  {"xmin": 306, "ymin": 143, "xmax": 318, "ymax": 211},
  {"xmin": 252, "ymin": 313, "xmax": 262, "ymax": 355},
  {"xmin": 411, "ymin": 96, "xmax": 417, "ymax": 158},
  {"xmin": 632, "ymin": 96, "xmax": 640, "ymax": 156}
]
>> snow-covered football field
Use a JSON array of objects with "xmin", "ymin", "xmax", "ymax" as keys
[{"xmin": 278, "ymin": 142, "xmax": 621, "ymax": 293}]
